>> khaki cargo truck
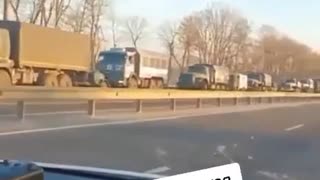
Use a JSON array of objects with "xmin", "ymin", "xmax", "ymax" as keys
[{"xmin": 0, "ymin": 21, "xmax": 107, "ymax": 88}]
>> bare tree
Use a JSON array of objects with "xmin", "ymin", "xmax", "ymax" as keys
[
  {"xmin": 53, "ymin": 0, "xmax": 72, "ymax": 27},
  {"xmin": 8, "ymin": 0, "xmax": 21, "ymax": 21},
  {"xmin": 179, "ymin": 3, "xmax": 250, "ymax": 69},
  {"xmin": 158, "ymin": 22, "xmax": 180, "ymax": 83},
  {"xmin": 178, "ymin": 15, "xmax": 198, "ymax": 66},
  {"xmin": 24, "ymin": 0, "xmax": 71, "ymax": 27},
  {"xmin": 3, "ymin": 0, "xmax": 9, "ymax": 20},
  {"xmin": 108, "ymin": 4, "xmax": 121, "ymax": 47},
  {"xmin": 64, "ymin": 0, "xmax": 89, "ymax": 33},
  {"xmin": 65, "ymin": 0, "xmax": 108, "ymax": 68},
  {"xmin": 125, "ymin": 16, "xmax": 148, "ymax": 48},
  {"xmin": 28, "ymin": 0, "xmax": 45, "ymax": 24},
  {"xmin": 86, "ymin": 0, "xmax": 108, "ymax": 67}
]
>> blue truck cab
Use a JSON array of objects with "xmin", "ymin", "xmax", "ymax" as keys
[{"xmin": 97, "ymin": 48, "xmax": 137, "ymax": 87}]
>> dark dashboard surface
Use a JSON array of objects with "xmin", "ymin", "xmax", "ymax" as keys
[{"xmin": 0, "ymin": 160, "xmax": 160, "ymax": 180}]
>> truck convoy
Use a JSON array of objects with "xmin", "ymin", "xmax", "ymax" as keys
[
  {"xmin": 97, "ymin": 48, "xmax": 168, "ymax": 88},
  {"xmin": 0, "ymin": 21, "xmax": 107, "ymax": 88},
  {"xmin": 1, "ymin": 21, "xmax": 319, "ymax": 94},
  {"xmin": 177, "ymin": 64, "xmax": 229, "ymax": 90}
]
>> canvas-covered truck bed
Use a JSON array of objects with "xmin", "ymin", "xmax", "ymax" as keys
[
  {"xmin": 0, "ymin": 21, "xmax": 91, "ymax": 72},
  {"xmin": 0, "ymin": 29, "xmax": 10, "ymax": 61}
]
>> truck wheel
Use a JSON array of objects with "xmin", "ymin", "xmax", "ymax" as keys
[
  {"xmin": 156, "ymin": 79, "xmax": 164, "ymax": 89},
  {"xmin": 149, "ymin": 79, "xmax": 156, "ymax": 89},
  {"xmin": 38, "ymin": 74, "xmax": 58, "ymax": 87},
  {"xmin": 127, "ymin": 77, "xmax": 138, "ymax": 88},
  {"xmin": 200, "ymin": 81, "xmax": 208, "ymax": 90},
  {"xmin": 0, "ymin": 70, "xmax": 12, "ymax": 88},
  {"xmin": 58, "ymin": 74, "xmax": 73, "ymax": 88},
  {"xmin": 99, "ymin": 81, "xmax": 108, "ymax": 88}
]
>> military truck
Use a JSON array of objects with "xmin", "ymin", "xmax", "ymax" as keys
[
  {"xmin": 300, "ymin": 78, "xmax": 314, "ymax": 92},
  {"xmin": 247, "ymin": 72, "xmax": 273, "ymax": 91},
  {"xmin": 313, "ymin": 79, "xmax": 320, "ymax": 93},
  {"xmin": 177, "ymin": 64, "xmax": 229, "ymax": 90},
  {"xmin": 0, "ymin": 21, "xmax": 107, "ymax": 88},
  {"xmin": 279, "ymin": 78, "xmax": 301, "ymax": 92},
  {"xmin": 97, "ymin": 48, "xmax": 168, "ymax": 88}
]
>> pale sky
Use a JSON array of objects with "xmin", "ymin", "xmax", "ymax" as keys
[{"xmin": 113, "ymin": 0, "xmax": 320, "ymax": 51}]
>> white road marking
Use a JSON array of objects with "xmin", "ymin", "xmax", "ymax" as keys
[
  {"xmin": 285, "ymin": 124, "xmax": 304, "ymax": 132},
  {"xmin": 257, "ymin": 171, "xmax": 292, "ymax": 180},
  {"xmin": 143, "ymin": 166, "xmax": 170, "ymax": 174},
  {"xmin": 0, "ymin": 116, "xmax": 181, "ymax": 137}
]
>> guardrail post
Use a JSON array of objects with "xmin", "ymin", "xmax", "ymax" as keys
[
  {"xmin": 233, "ymin": 97, "xmax": 238, "ymax": 106},
  {"xmin": 258, "ymin": 97, "xmax": 263, "ymax": 104},
  {"xmin": 17, "ymin": 100, "xmax": 25, "ymax": 121},
  {"xmin": 196, "ymin": 98, "xmax": 202, "ymax": 109},
  {"xmin": 170, "ymin": 99, "xmax": 176, "ymax": 112},
  {"xmin": 217, "ymin": 98, "xmax": 222, "ymax": 107},
  {"xmin": 268, "ymin": 97, "xmax": 273, "ymax": 104},
  {"xmin": 247, "ymin": 97, "xmax": 252, "ymax": 105},
  {"xmin": 88, "ymin": 100, "xmax": 96, "ymax": 117},
  {"xmin": 136, "ymin": 99, "xmax": 142, "ymax": 113}
]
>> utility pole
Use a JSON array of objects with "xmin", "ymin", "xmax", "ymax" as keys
[{"xmin": 3, "ymin": 0, "xmax": 9, "ymax": 20}]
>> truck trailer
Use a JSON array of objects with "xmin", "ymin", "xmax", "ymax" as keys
[
  {"xmin": 229, "ymin": 73, "xmax": 248, "ymax": 90},
  {"xmin": 247, "ymin": 72, "xmax": 273, "ymax": 91},
  {"xmin": 0, "ymin": 21, "xmax": 106, "ymax": 88}
]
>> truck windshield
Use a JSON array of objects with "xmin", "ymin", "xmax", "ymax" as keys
[
  {"xmin": 247, "ymin": 73, "xmax": 260, "ymax": 80},
  {"xmin": 286, "ymin": 79, "xmax": 296, "ymax": 83},
  {"xmin": 99, "ymin": 53, "xmax": 126, "ymax": 65},
  {"xmin": 188, "ymin": 66, "xmax": 206, "ymax": 74}
]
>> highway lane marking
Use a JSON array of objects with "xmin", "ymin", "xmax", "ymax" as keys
[
  {"xmin": 285, "ymin": 124, "xmax": 304, "ymax": 132},
  {"xmin": 0, "ymin": 116, "xmax": 181, "ymax": 136},
  {"xmin": 143, "ymin": 166, "xmax": 170, "ymax": 174}
]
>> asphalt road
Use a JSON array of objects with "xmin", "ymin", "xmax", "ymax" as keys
[{"xmin": 0, "ymin": 103, "xmax": 319, "ymax": 180}]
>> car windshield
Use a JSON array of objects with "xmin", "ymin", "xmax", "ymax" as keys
[{"xmin": 1, "ymin": 1, "xmax": 320, "ymax": 180}]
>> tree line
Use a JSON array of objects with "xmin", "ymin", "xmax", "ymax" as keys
[
  {"xmin": 158, "ymin": 3, "xmax": 320, "ymax": 80},
  {"xmin": 2, "ymin": 0, "xmax": 320, "ymax": 79}
]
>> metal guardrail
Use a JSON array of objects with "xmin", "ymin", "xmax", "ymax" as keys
[{"xmin": 0, "ymin": 87, "xmax": 319, "ymax": 121}]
